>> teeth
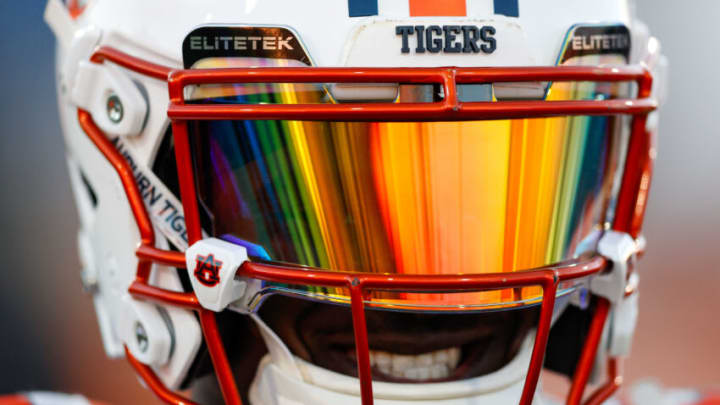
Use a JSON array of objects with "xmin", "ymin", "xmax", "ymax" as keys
[
  {"xmin": 375, "ymin": 351, "xmax": 391, "ymax": 368},
  {"xmin": 365, "ymin": 347, "xmax": 461, "ymax": 381},
  {"xmin": 447, "ymin": 348, "xmax": 460, "ymax": 369},
  {"xmin": 392, "ymin": 354, "xmax": 413, "ymax": 373},
  {"xmin": 416, "ymin": 353, "xmax": 433, "ymax": 367},
  {"xmin": 430, "ymin": 364, "xmax": 449, "ymax": 379},
  {"xmin": 405, "ymin": 367, "xmax": 428, "ymax": 380}
]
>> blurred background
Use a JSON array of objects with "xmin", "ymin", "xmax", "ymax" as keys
[{"xmin": 0, "ymin": 1, "xmax": 717, "ymax": 403}]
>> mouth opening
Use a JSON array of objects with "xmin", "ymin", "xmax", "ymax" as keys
[{"xmin": 260, "ymin": 295, "xmax": 540, "ymax": 384}]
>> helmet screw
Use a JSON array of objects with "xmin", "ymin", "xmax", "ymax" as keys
[
  {"xmin": 106, "ymin": 94, "xmax": 124, "ymax": 123},
  {"xmin": 134, "ymin": 321, "xmax": 149, "ymax": 353}
]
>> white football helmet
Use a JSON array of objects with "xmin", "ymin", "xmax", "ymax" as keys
[{"xmin": 45, "ymin": 0, "xmax": 666, "ymax": 404}]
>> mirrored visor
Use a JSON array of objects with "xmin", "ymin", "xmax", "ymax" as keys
[{"xmin": 186, "ymin": 58, "xmax": 631, "ymax": 311}]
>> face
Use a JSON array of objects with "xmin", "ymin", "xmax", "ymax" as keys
[{"xmin": 260, "ymin": 294, "xmax": 539, "ymax": 382}]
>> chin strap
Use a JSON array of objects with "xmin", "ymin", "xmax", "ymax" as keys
[
  {"xmin": 249, "ymin": 336, "xmax": 537, "ymax": 405},
  {"xmin": 250, "ymin": 313, "xmax": 304, "ymax": 380}
]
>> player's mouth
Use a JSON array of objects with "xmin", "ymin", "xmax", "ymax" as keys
[
  {"xmin": 261, "ymin": 295, "xmax": 538, "ymax": 383},
  {"xmin": 358, "ymin": 347, "xmax": 462, "ymax": 380},
  {"xmin": 318, "ymin": 325, "xmax": 504, "ymax": 382},
  {"xmin": 347, "ymin": 343, "xmax": 487, "ymax": 382}
]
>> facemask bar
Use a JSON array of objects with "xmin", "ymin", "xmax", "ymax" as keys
[{"xmin": 77, "ymin": 46, "xmax": 655, "ymax": 405}]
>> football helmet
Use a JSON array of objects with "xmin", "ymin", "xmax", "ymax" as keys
[{"xmin": 44, "ymin": 0, "xmax": 667, "ymax": 404}]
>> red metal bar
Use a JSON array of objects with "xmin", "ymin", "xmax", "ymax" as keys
[
  {"xmin": 125, "ymin": 346, "xmax": 198, "ymax": 405},
  {"xmin": 566, "ymin": 298, "xmax": 612, "ymax": 405},
  {"xmin": 167, "ymin": 98, "xmax": 656, "ymax": 122},
  {"xmin": 167, "ymin": 64, "xmax": 651, "ymax": 87},
  {"xmin": 78, "ymin": 109, "xmax": 155, "ymax": 249},
  {"xmin": 457, "ymin": 65, "xmax": 652, "ymax": 87},
  {"xmin": 612, "ymin": 68, "xmax": 654, "ymax": 238},
  {"xmin": 136, "ymin": 245, "xmax": 186, "ymax": 267},
  {"xmin": 584, "ymin": 359, "xmax": 623, "ymax": 405},
  {"xmin": 350, "ymin": 282, "xmax": 374, "ymax": 405},
  {"xmin": 199, "ymin": 310, "xmax": 243, "ymax": 405},
  {"xmin": 519, "ymin": 274, "xmax": 558, "ymax": 405},
  {"xmin": 129, "ymin": 281, "xmax": 201, "ymax": 310},
  {"xmin": 167, "ymin": 64, "xmax": 656, "ymax": 123},
  {"xmin": 441, "ymin": 69, "xmax": 459, "ymax": 113},
  {"xmin": 613, "ymin": 115, "xmax": 655, "ymax": 238},
  {"xmin": 238, "ymin": 256, "xmax": 606, "ymax": 290},
  {"xmin": 91, "ymin": 46, "xmax": 172, "ymax": 81}
]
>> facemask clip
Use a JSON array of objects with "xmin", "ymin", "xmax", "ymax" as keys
[
  {"xmin": 591, "ymin": 231, "xmax": 642, "ymax": 363},
  {"xmin": 186, "ymin": 237, "xmax": 259, "ymax": 312}
]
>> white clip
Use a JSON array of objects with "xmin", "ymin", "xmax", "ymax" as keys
[
  {"xmin": 250, "ymin": 313, "xmax": 303, "ymax": 379},
  {"xmin": 592, "ymin": 231, "xmax": 637, "ymax": 305},
  {"xmin": 71, "ymin": 61, "xmax": 147, "ymax": 137},
  {"xmin": 120, "ymin": 294, "xmax": 172, "ymax": 366},
  {"xmin": 186, "ymin": 238, "xmax": 251, "ymax": 312},
  {"xmin": 592, "ymin": 230, "xmax": 642, "ymax": 358}
]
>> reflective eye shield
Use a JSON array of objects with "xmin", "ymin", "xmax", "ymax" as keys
[
  {"xmin": 186, "ymin": 79, "xmax": 630, "ymax": 311},
  {"xmin": 172, "ymin": 59, "xmax": 651, "ymax": 311},
  {"xmin": 80, "ymin": 46, "xmax": 656, "ymax": 405}
]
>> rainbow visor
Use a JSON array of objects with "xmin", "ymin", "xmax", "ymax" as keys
[{"xmin": 186, "ymin": 57, "xmax": 632, "ymax": 312}]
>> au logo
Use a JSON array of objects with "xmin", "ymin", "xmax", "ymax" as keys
[{"xmin": 194, "ymin": 254, "xmax": 223, "ymax": 287}]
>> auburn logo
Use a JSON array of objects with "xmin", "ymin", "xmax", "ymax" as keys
[{"xmin": 194, "ymin": 254, "xmax": 223, "ymax": 287}]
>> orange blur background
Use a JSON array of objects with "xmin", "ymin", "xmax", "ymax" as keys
[{"xmin": 0, "ymin": 1, "xmax": 717, "ymax": 403}]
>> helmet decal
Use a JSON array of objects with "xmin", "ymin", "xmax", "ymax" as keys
[
  {"xmin": 558, "ymin": 24, "xmax": 632, "ymax": 64},
  {"xmin": 409, "ymin": 0, "xmax": 467, "ymax": 17},
  {"xmin": 348, "ymin": 0, "xmax": 378, "ymax": 17},
  {"xmin": 194, "ymin": 253, "xmax": 223, "ymax": 287},
  {"xmin": 112, "ymin": 136, "xmax": 191, "ymax": 249},
  {"xmin": 395, "ymin": 25, "xmax": 497, "ymax": 54},
  {"xmin": 493, "ymin": 0, "xmax": 519, "ymax": 17},
  {"xmin": 182, "ymin": 26, "xmax": 313, "ymax": 69}
]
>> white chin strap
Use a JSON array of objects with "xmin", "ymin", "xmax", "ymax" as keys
[{"xmin": 248, "ymin": 316, "xmax": 542, "ymax": 405}]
